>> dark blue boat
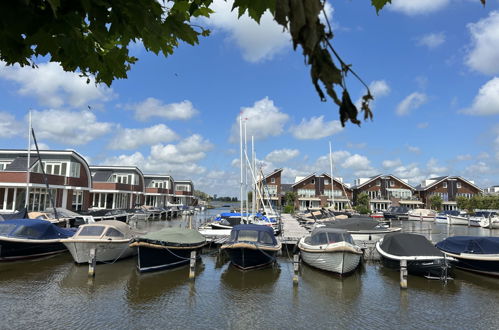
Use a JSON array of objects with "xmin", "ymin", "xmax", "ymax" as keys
[
  {"xmin": 436, "ymin": 236, "xmax": 499, "ymax": 277},
  {"xmin": 0, "ymin": 219, "xmax": 75, "ymax": 260},
  {"xmin": 221, "ymin": 224, "xmax": 281, "ymax": 270}
]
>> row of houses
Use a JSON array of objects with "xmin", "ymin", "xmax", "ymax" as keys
[
  {"xmin": 257, "ymin": 169, "xmax": 483, "ymax": 212},
  {"xmin": 0, "ymin": 149, "xmax": 195, "ymax": 213}
]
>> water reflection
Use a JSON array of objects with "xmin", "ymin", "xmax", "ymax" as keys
[
  {"xmin": 220, "ymin": 263, "xmax": 281, "ymax": 291},
  {"xmin": 126, "ymin": 262, "xmax": 205, "ymax": 305}
]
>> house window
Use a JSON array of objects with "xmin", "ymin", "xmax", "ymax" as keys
[
  {"xmin": 457, "ymin": 182, "xmax": 461, "ymax": 188},
  {"xmin": 311, "ymin": 179, "xmax": 315, "ymax": 184},
  {"xmin": 376, "ymin": 180, "xmax": 381, "ymax": 186},
  {"xmin": 443, "ymin": 182, "xmax": 447, "ymax": 188},
  {"xmin": 271, "ymin": 178, "xmax": 275, "ymax": 183},
  {"xmin": 390, "ymin": 180, "xmax": 394, "ymax": 187},
  {"xmin": 72, "ymin": 190, "xmax": 84, "ymax": 211},
  {"xmin": 324, "ymin": 179, "xmax": 329, "ymax": 185}
]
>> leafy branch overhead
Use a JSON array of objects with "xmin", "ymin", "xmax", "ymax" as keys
[{"xmin": 0, "ymin": 0, "xmax": 486, "ymax": 126}]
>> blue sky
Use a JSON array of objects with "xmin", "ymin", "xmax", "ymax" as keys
[{"xmin": 1, "ymin": 0, "xmax": 499, "ymax": 197}]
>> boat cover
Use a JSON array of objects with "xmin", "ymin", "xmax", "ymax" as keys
[
  {"xmin": 0, "ymin": 219, "xmax": 75, "ymax": 239},
  {"xmin": 137, "ymin": 228, "xmax": 205, "ymax": 246},
  {"xmin": 436, "ymin": 236, "xmax": 499, "ymax": 255},
  {"xmin": 229, "ymin": 224, "xmax": 277, "ymax": 245},
  {"xmin": 380, "ymin": 233, "xmax": 443, "ymax": 257},
  {"xmin": 321, "ymin": 217, "xmax": 384, "ymax": 231},
  {"xmin": 0, "ymin": 208, "xmax": 28, "ymax": 221}
]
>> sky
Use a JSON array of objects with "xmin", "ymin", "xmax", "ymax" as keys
[{"xmin": 1, "ymin": 0, "xmax": 499, "ymax": 197}]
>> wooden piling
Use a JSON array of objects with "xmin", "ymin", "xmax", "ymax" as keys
[
  {"xmin": 400, "ymin": 259, "xmax": 407, "ymax": 289},
  {"xmin": 489, "ymin": 213, "xmax": 493, "ymax": 229},
  {"xmin": 467, "ymin": 215, "xmax": 470, "ymax": 227},
  {"xmin": 293, "ymin": 253, "xmax": 300, "ymax": 285},
  {"xmin": 88, "ymin": 248, "xmax": 96, "ymax": 277},
  {"xmin": 189, "ymin": 250, "xmax": 196, "ymax": 279}
]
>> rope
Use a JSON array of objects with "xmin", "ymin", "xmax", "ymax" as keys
[{"xmin": 99, "ymin": 243, "xmax": 134, "ymax": 265}]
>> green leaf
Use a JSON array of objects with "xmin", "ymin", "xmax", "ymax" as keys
[{"xmin": 371, "ymin": 0, "xmax": 392, "ymax": 14}]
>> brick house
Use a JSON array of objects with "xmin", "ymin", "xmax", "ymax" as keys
[
  {"xmin": 173, "ymin": 180, "xmax": 195, "ymax": 206},
  {"xmin": 144, "ymin": 174, "xmax": 175, "ymax": 207},
  {"xmin": 256, "ymin": 168, "xmax": 282, "ymax": 210},
  {"xmin": 416, "ymin": 176, "xmax": 483, "ymax": 211},
  {"xmin": 353, "ymin": 174, "xmax": 420, "ymax": 211},
  {"xmin": 0, "ymin": 149, "xmax": 92, "ymax": 212},
  {"xmin": 89, "ymin": 166, "xmax": 145, "ymax": 209}
]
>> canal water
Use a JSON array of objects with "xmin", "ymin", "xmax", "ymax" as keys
[{"xmin": 1, "ymin": 209, "xmax": 498, "ymax": 329}]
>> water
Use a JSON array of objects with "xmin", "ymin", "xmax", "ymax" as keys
[{"xmin": 1, "ymin": 211, "xmax": 499, "ymax": 329}]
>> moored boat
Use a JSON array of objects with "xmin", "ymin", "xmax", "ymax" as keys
[
  {"xmin": 0, "ymin": 219, "xmax": 75, "ymax": 260},
  {"xmin": 131, "ymin": 228, "xmax": 206, "ymax": 272},
  {"xmin": 298, "ymin": 228, "xmax": 362, "ymax": 275},
  {"xmin": 221, "ymin": 224, "xmax": 281, "ymax": 270},
  {"xmin": 314, "ymin": 217, "xmax": 401, "ymax": 242},
  {"xmin": 407, "ymin": 208, "xmax": 436, "ymax": 221},
  {"xmin": 436, "ymin": 236, "xmax": 499, "ymax": 276},
  {"xmin": 376, "ymin": 233, "xmax": 453, "ymax": 278},
  {"xmin": 479, "ymin": 214, "xmax": 499, "ymax": 229},
  {"xmin": 61, "ymin": 220, "xmax": 138, "ymax": 264}
]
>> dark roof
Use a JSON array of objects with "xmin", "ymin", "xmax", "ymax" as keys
[
  {"xmin": 380, "ymin": 233, "xmax": 443, "ymax": 257},
  {"xmin": 321, "ymin": 217, "xmax": 385, "ymax": 231},
  {"xmin": 4, "ymin": 157, "xmax": 39, "ymax": 171},
  {"xmin": 280, "ymin": 184, "xmax": 293, "ymax": 193},
  {"xmin": 92, "ymin": 170, "xmax": 113, "ymax": 182},
  {"xmin": 144, "ymin": 178, "xmax": 153, "ymax": 186}
]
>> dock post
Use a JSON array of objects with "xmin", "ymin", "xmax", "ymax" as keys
[
  {"xmin": 88, "ymin": 248, "xmax": 97, "ymax": 277},
  {"xmin": 489, "ymin": 214, "xmax": 493, "ymax": 229},
  {"xmin": 400, "ymin": 259, "xmax": 407, "ymax": 289},
  {"xmin": 293, "ymin": 253, "xmax": 300, "ymax": 285},
  {"xmin": 420, "ymin": 214, "xmax": 423, "ymax": 222},
  {"xmin": 189, "ymin": 250, "xmax": 196, "ymax": 279},
  {"xmin": 467, "ymin": 215, "xmax": 470, "ymax": 227}
]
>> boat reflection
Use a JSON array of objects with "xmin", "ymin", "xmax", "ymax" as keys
[
  {"xmin": 220, "ymin": 263, "xmax": 281, "ymax": 291},
  {"xmin": 126, "ymin": 262, "xmax": 205, "ymax": 305},
  {"xmin": 0, "ymin": 253, "xmax": 72, "ymax": 282}
]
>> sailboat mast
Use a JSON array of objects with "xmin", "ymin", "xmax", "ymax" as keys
[
  {"xmin": 25, "ymin": 111, "xmax": 32, "ymax": 209},
  {"xmin": 252, "ymin": 136, "xmax": 256, "ymax": 215},
  {"xmin": 329, "ymin": 141, "xmax": 334, "ymax": 210},
  {"xmin": 244, "ymin": 120, "xmax": 248, "ymax": 218},
  {"xmin": 239, "ymin": 114, "xmax": 243, "ymax": 216}
]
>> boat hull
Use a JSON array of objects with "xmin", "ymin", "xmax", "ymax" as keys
[
  {"xmin": 223, "ymin": 246, "xmax": 278, "ymax": 270},
  {"xmin": 63, "ymin": 241, "xmax": 136, "ymax": 264},
  {"xmin": 300, "ymin": 250, "xmax": 361, "ymax": 274},
  {"xmin": 452, "ymin": 257, "xmax": 499, "ymax": 276},
  {"xmin": 379, "ymin": 255, "xmax": 450, "ymax": 278},
  {"xmin": 137, "ymin": 245, "xmax": 203, "ymax": 273},
  {"xmin": 448, "ymin": 215, "xmax": 470, "ymax": 226},
  {"xmin": 407, "ymin": 215, "xmax": 435, "ymax": 221},
  {"xmin": 0, "ymin": 240, "xmax": 67, "ymax": 261}
]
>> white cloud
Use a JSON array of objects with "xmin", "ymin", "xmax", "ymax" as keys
[
  {"xmin": 265, "ymin": 149, "xmax": 300, "ymax": 163},
  {"xmin": 417, "ymin": 32, "xmax": 446, "ymax": 49},
  {"xmin": 103, "ymin": 135, "xmax": 213, "ymax": 176},
  {"xmin": 460, "ymin": 77, "xmax": 499, "ymax": 115},
  {"xmin": 396, "ymin": 92, "xmax": 428, "ymax": 116},
  {"xmin": 0, "ymin": 62, "xmax": 113, "ymax": 108},
  {"xmin": 30, "ymin": 142, "xmax": 50, "ymax": 150},
  {"xmin": 290, "ymin": 116, "xmax": 343, "ymax": 140},
  {"xmin": 370, "ymin": 80, "xmax": 391, "ymax": 97},
  {"xmin": 207, "ymin": 0, "xmax": 290, "ymax": 62},
  {"xmin": 456, "ymin": 154, "xmax": 472, "ymax": 161},
  {"xmin": 388, "ymin": 0, "xmax": 450, "ymax": 15},
  {"xmin": 417, "ymin": 122, "xmax": 429, "ymax": 129},
  {"xmin": 465, "ymin": 161, "xmax": 491, "ymax": 175},
  {"xmin": 407, "ymin": 145, "xmax": 421, "ymax": 153},
  {"xmin": 391, "ymin": 163, "xmax": 425, "ymax": 184},
  {"xmin": 466, "ymin": 11, "xmax": 499, "ymax": 75},
  {"xmin": 229, "ymin": 97, "xmax": 289, "ymax": 142},
  {"xmin": 0, "ymin": 112, "xmax": 23, "ymax": 138},
  {"xmin": 108, "ymin": 124, "xmax": 179, "ymax": 150},
  {"xmin": 427, "ymin": 158, "xmax": 447, "ymax": 175},
  {"xmin": 382, "ymin": 159, "xmax": 402, "ymax": 168},
  {"xmin": 31, "ymin": 109, "xmax": 113, "ymax": 145},
  {"xmin": 346, "ymin": 142, "xmax": 367, "ymax": 149},
  {"xmin": 126, "ymin": 97, "xmax": 198, "ymax": 121}
]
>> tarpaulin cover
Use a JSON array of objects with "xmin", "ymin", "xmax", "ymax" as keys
[
  {"xmin": 0, "ymin": 219, "xmax": 75, "ymax": 239},
  {"xmin": 380, "ymin": 233, "xmax": 443, "ymax": 257},
  {"xmin": 436, "ymin": 236, "xmax": 499, "ymax": 255},
  {"xmin": 230, "ymin": 224, "xmax": 277, "ymax": 245},
  {"xmin": 0, "ymin": 208, "xmax": 28, "ymax": 221},
  {"xmin": 322, "ymin": 217, "xmax": 384, "ymax": 231},
  {"xmin": 137, "ymin": 228, "xmax": 205, "ymax": 246}
]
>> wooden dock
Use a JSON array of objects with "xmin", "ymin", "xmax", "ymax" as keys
[{"xmin": 279, "ymin": 213, "xmax": 309, "ymax": 245}]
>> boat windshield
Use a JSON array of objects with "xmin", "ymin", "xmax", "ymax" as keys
[
  {"xmin": 236, "ymin": 230, "xmax": 259, "ymax": 242},
  {"xmin": 12, "ymin": 225, "xmax": 42, "ymax": 238},
  {"xmin": 78, "ymin": 226, "xmax": 105, "ymax": 237},
  {"xmin": 310, "ymin": 231, "xmax": 353, "ymax": 245},
  {"xmin": 0, "ymin": 223, "xmax": 16, "ymax": 236},
  {"xmin": 105, "ymin": 227, "xmax": 124, "ymax": 238}
]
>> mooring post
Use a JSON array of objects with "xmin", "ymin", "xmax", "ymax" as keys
[
  {"xmin": 489, "ymin": 213, "xmax": 493, "ymax": 230},
  {"xmin": 420, "ymin": 213, "xmax": 423, "ymax": 222},
  {"xmin": 88, "ymin": 248, "xmax": 96, "ymax": 277},
  {"xmin": 189, "ymin": 250, "xmax": 196, "ymax": 279},
  {"xmin": 400, "ymin": 259, "xmax": 407, "ymax": 289},
  {"xmin": 293, "ymin": 253, "xmax": 300, "ymax": 285},
  {"xmin": 467, "ymin": 214, "xmax": 470, "ymax": 227}
]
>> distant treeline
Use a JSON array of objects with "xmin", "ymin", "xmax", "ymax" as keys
[
  {"xmin": 457, "ymin": 195, "xmax": 499, "ymax": 212},
  {"xmin": 212, "ymin": 196, "xmax": 238, "ymax": 202}
]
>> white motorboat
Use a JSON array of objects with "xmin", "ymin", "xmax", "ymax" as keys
[
  {"xmin": 312, "ymin": 217, "xmax": 401, "ymax": 242},
  {"xmin": 61, "ymin": 220, "xmax": 138, "ymax": 264},
  {"xmin": 407, "ymin": 208, "xmax": 436, "ymax": 221},
  {"xmin": 480, "ymin": 216, "xmax": 499, "ymax": 229},
  {"xmin": 298, "ymin": 228, "xmax": 363, "ymax": 275}
]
